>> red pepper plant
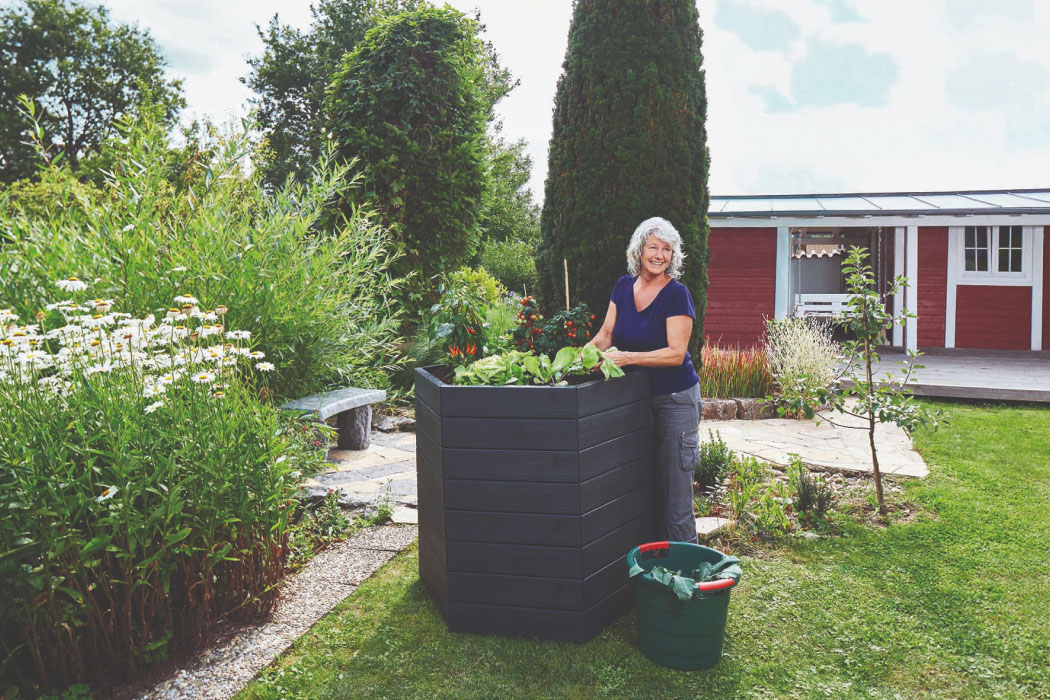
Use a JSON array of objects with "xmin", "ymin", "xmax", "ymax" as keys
[{"xmin": 426, "ymin": 280, "xmax": 488, "ymax": 366}]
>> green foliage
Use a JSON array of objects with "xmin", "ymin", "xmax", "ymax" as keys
[
  {"xmin": 0, "ymin": 0, "xmax": 184, "ymax": 181},
  {"xmin": 700, "ymin": 342, "xmax": 774, "ymax": 398},
  {"xmin": 243, "ymin": 0, "xmax": 424, "ymax": 189},
  {"xmin": 327, "ymin": 6, "xmax": 491, "ymax": 311},
  {"xmin": 511, "ymin": 295, "xmax": 596, "ymax": 356},
  {"xmin": 451, "ymin": 345, "xmax": 624, "ymax": 386},
  {"xmin": 0, "ymin": 107, "xmax": 403, "ymax": 400},
  {"xmin": 480, "ymin": 237, "xmax": 538, "ymax": 295},
  {"xmin": 776, "ymin": 247, "xmax": 939, "ymax": 515},
  {"xmin": 695, "ymin": 429, "xmax": 732, "ymax": 490},
  {"xmin": 726, "ymin": 455, "xmax": 790, "ymax": 536},
  {"xmin": 446, "ymin": 266, "xmax": 506, "ymax": 308},
  {"xmin": 788, "ymin": 455, "xmax": 835, "ymax": 519},
  {"xmin": 537, "ymin": 0, "xmax": 710, "ymax": 358},
  {"xmin": 426, "ymin": 276, "xmax": 489, "ymax": 366},
  {"xmin": 478, "ymin": 136, "xmax": 540, "ymax": 246},
  {"xmin": 0, "ymin": 292, "xmax": 326, "ymax": 693}
]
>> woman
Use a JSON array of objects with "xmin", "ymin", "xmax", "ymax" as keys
[{"xmin": 589, "ymin": 216, "xmax": 701, "ymax": 544}]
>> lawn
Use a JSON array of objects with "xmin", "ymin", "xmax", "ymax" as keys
[{"xmin": 237, "ymin": 402, "xmax": 1050, "ymax": 700}]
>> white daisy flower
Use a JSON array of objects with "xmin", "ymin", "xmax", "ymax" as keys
[
  {"xmin": 16, "ymin": 350, "xmax": 53, "ymax": 370},
  {"xmin": 220, "ymin": 357, "xmax": 238, "ymax": 367},
  {"xmin": 143, "ymin": 384, "xmax": 165, "ymax": 397},
  {"xmin": 0, "ymin": 309, "xmax": 17, "ymax": 323},
  {"xmin": 249, "ymin": 350, "xmax": 265, "ymax": 359},
  {"xmin": 192, "ymin": 371, "xmax": 216, "ymax": 384},
  {"xmin": 211, "ymin": 388, "xmax": 227, "ymax": 398},
  {"xmin": 255, "ymin": 362, "xmax": 275, "ymax": 372},
  {"xmin": 214, "ymin": 305, "xmax": 228, "ymax": 316},
  {"xmin": 200, "ymin": 324, "xmax": 222, "ymax": 338},
  {"xmin": 144, "ymin": 400, "xmax": 164, "ymax": 414},
  {"xmin": 92, "ymin": 299, "xmax": 114, "ymax": 312},
  {"xmin": 56, "ymin": 277, "xmax": 88, "ymax": 293},
  {"xmin": 226, "ymin": 330, "xmax": 251, "ymax": 341},
  {"xmin": 173, "ymin": 294, "xmax": 199, "ymax": 306},
  {"xmin": 95, "ymin": 485, "xmax": 119, "ymax": 503}
]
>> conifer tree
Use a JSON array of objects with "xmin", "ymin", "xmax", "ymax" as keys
[{"xmin": 538, "ymin": 0, "xmax": 710, "ymax": 356}]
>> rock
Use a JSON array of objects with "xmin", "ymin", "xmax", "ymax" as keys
[
  {"xmin": 390, "ymin": 505, "xmax": 418, "ymax": 525},
  {"xmin": 702, "ymin": 398, "xmax": 738, "ymax": 421},
  {"xmin": 801, "ymin": 531, "xmax": 820, "ymax": 540},
  {"xmin": 374, "ymin": 414, "xmax": 416, "ymax": 432},
  {"xmin": 695, "ymin": 516, "xmax": 731, "ymax": 540},
  {"xmin": 758, "ymin": 401, "xmax": 779, "ymax": 419},
  {"xmin": 734, "ymin": 398, "xmax": 764, "ymax": 420}
]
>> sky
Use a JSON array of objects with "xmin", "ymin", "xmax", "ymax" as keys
[{"xmin": 91, "ymin": 0, "xmax": 1050, "ymax": 199}]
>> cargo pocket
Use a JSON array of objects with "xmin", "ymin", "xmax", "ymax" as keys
[{"xmin": 679, "ymin": 429, "xmax": 700, "ymax": 471}]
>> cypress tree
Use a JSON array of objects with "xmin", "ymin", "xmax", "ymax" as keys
[{"xmin": 537, "ymin": 0, "xmax": 710, "ymax": 358}]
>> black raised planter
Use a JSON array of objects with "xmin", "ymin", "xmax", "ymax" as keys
[{"xmin": 414, "ymin": 366, "xmax": 653, "ymax": 642}]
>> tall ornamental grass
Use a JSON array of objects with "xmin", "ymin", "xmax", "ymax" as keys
[
  {"xmin": 764, "ymin": 316, "xmax": 841, "ymax": 399},
  {"xmin": 0, "ymin": 287, "xmax": 326, "ymax": 694},
  {"xmin": 0, "ymin": 108, "xmax": 402, "ymax": 400},
  {"xmin": 700, "ymin": 342, "xmax": 774, "ymax": 398}
]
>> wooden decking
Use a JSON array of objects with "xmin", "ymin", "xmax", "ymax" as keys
[{"xmin": 870, "ymin": 349, "xmax": 1050, "ymax": 404}]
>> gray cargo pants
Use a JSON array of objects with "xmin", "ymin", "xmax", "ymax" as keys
[{"xmin": 650, "ymin": 382, "xmax": 701, "ymax": 543}]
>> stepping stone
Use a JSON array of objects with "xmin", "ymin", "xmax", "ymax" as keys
[
  {"xmin": 390, "ymin": 505, "xmax": 418, "ymax": 525},
  {"xmin": 696, "ymin": 516, "xmax": 731, "ymax": 540},
  {"xmin": 374, "ymin": 415, "xmax": 416, "ymax": 432}
]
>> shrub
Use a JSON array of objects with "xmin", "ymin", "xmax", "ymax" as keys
[
  {"xmin": 726, "ymin": 454, "xmax": 790, "ymax": 536},
  {"xmin": 538, "ymin": 0, "xmax": 709, "ymax": 358},
  {"xmin": 789, "ymin": 456, "xmax": 836, "ymax": 519},
  {"xmin": 695, "ymin": 429, "xmax": 732, "ymax": 490},
  {"xmin": 327, "ymin": 5, "xmax": 490, "ymax": 311},
  {"xmin": 0, "ymin": 110, "xmax": 402, "ymax": 401},
  {"xmin": 765, "ymin": 317, "xmax": 840, "ymax": 399},
  {"xmin": 480, "ymin": 237, "xmax": 538, "ymax": 294},
  {"xmin": 700, "ymin": 342, "xmax": 774, "ymax": 398},
  {"xmin": 446, "ymin": 266, "xmax": 506, "ymax": 308},
  {"xmin": 0, "ymin": 290, "xmax": 325, "ymax": 693}
]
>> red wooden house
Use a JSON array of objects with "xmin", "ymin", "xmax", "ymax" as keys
[{"xmin": 704, "ymin": 188, "xmax": 1049, "ymax": 352}]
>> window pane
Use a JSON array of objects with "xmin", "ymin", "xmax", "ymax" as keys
[
  {"xmin": 965, "ymin": 249, "xmax": 976, "ymax": 271},
  {"xmin": 1010, "ymin": 226, "xmax": 1022, "ymax": 247},
  {"xmin": 1012, "ymin": 249, "xmax": 1022, "ymax": 271},
  {"xmin": 976, "ymin": 249, "xmax": 988, "ymax": 271},
  {"xmin": 977, "ymin": 227, "xmax": 988, "ymax": 247},
  {"xmin": 998, "ymin": 249, "xmax": 1009, "ymax": 271},
  {"xmin": 965, "ymin": 227, "xmax": 975, "ymax": 247}
]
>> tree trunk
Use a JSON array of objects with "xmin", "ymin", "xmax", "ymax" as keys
[{"xmin": 864, "ymin": 336, "xmax": 887, "ymax": 515}]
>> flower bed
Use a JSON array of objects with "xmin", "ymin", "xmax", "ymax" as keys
[{"xmin": 0, "ymin": 286, "xmax": 322, "ymax": 695}]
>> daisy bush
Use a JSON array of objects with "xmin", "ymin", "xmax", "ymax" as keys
[
  {"xmin": 0, "ymin": 284, "xmax": 327, "ymax": 694},
  {"xmin": 0, "ymin": 107, "xmax": 402, "ymax": 401}
]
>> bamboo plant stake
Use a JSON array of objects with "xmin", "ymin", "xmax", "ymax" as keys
[{"xmin": 564, "ymin": 258, "xmax": 570, "ymax": 311}]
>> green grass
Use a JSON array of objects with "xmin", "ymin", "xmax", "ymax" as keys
[{"xmin": 237, "ymin": 403, "xmax": 1050, "ymax": 699}]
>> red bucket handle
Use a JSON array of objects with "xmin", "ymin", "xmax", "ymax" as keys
[
  {"xmin": 639, "ymin": 541, "xmax": 670, "ymax": 554},
  {"xmin": 696, "ymin": 577, "xmax": 735, "ymax": 592}
]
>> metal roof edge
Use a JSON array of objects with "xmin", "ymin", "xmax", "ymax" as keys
[{"xmin": 711, "ymin": 187, "xmax": 1050, "ymax": 200}]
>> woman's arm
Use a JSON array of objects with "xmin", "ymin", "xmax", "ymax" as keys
[
  {"xmin": 604, "ymin": 315, "xmax": 693, "ymax": 367},
  {"xmin": 589, "ymin": 301, "xmax": 617, "ymax": 351}
]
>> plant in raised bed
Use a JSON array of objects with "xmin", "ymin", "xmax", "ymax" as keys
[
  {"xmin": 452, "ymin": 344, "xmax": 624, "ymax": 386},
  {"xmin": 512, "ymin": 295, "xmax": 595, "ymax": 355}
]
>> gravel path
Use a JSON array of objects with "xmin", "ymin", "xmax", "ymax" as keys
[{"xmin": 111, "ymin": 524, "xmax": 418, "ymax": 700}]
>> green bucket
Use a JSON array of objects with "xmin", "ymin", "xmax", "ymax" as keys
[{"xmin": 626, "ymin": 541, "xmax": 740, "ymax": 670}]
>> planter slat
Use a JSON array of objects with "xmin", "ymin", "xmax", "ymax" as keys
[
  {"xmin": 445, "ymin": 510, "xmax": 579, "ymax": 547},
  {"xmin": 439, "ymin": 384, "xmax": 577, "ymax": 419},
  {"xmin": 443, "ymin": 479, "xmax": 578, "ymax": 515},
  {"xmin": 579, "ymin": 427, "xmax": 652, "ymax": 481},
  {"xmin": 578, "ymin": 399, "xmax": 652, "ymax": 450},
  {"xmin": 580, "ymin": 455, "xmax": 651, "ymax": 513},
  {"xmin": 446, "ymin": 541, "xmax": 582, "ymax": 579},
  {"xmin": 416, "ymin": 366, "xmax": 653, "ymax": 642},
  {"xmin": 441, "ymin": 416, "xmax": 578, "ymax": 450},
  {"xmin": 440, "ymin": 447, "xmax": 579, "ymax": 482}
]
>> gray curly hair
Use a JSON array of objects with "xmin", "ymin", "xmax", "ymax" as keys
[{"xmin": 626, "ymin": 217, "xmax": 685, "ymax": 279}]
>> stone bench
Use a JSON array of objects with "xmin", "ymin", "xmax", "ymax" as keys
[{"xmin": 282, "ymin": 387, "xmax": 386, "ymax": 450}]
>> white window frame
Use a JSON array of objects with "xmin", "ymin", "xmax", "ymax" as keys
[{"xmin": 952, "ymin": 225, "xmax": 1035, "ymax": 286}]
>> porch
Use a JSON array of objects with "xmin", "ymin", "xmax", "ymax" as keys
[{"xmin": 871, "ymin": 348, "xmax": 1050, "ymax": 404}]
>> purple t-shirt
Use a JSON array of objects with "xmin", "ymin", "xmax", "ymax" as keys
[{"xmin": 610, "ymin": 275, "xmax": 700, "ymax": 397}]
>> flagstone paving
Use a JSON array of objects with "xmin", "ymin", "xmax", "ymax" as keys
[{"xmin": 701, "ymin": 409, "xmax": 928, "ymax": 478}]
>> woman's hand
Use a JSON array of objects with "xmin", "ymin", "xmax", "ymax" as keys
[{"xmin": 603, "ymin": 350, "xmax": 632, "ymax": 367}]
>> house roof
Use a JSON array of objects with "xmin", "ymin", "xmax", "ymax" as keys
[{"xmin": 709, "ymin": 188, "xmax": 1050, "ymax": 218}]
